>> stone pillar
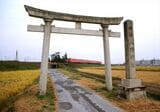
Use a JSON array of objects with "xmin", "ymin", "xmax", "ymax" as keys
[
  {"xmin": 124, "ymin": 20, "xmax": 136, "ymax": 79},
  {"xmin": 119, "ymin": 20, "xmax": 146, "ymax": 99},
  {"xmin": 39, "ymin": 19, "xmax": 52, "ymax": 95},
  {"xmin": 101, "ymin": 24, "xmax": 112, "ymax": 91}
]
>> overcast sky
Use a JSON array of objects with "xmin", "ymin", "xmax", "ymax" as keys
[{"xmin": 0, "ymin": 0, "xmax": 160, "ymax": 63}]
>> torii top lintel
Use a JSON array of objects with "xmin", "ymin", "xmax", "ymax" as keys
[{"xmin": 24, "ymin": 5, "xmax": 123, "ymax": 25}]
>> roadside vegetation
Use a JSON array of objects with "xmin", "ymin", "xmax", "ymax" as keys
[
  {"xmin": 0, "ymin": 61, "xmax": 56, "ymax": 112},
  {"xmin": 59, "ymin": 63, "xmax": 160, "ymax": 112}
]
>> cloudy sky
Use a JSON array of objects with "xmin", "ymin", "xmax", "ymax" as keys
[{"xmin": 0, "ymin": 0, "xmax": 160, "ymax": 63}]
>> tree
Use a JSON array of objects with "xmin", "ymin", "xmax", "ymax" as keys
[
  {"xmin": 50, "ymin": 52, "xmax": 60, "ymax": 63},
  {"xmin": 50, "ymin": 52, "xmax": 68, "ymax": 63},
  {"xmin": 62, "ymin": 52, "xmax": 68, "ymax": 63}
]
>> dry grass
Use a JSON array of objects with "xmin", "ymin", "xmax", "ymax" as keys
[
  {"xmin": 0, "ymin": 61, "xmax": 56, "ymax": 111},
  {"xmin": 59, "ymin": 68, "xmax": 160, "ymax": 112},
  {"xmin": 89, "ymin": 66, "xmax": 160, "ymax": 71},
  {"xmin": 13, "ymin": 85, "xmax": 47, "ymax": 112},
  {"xmin": 113, "ymin": 98, "xmax": 160, "ymax": 112},
  {"xmin": 1, "ymin": 76, "xmax": 56, "ymax": 112},
  {"xmin": 0, "ymin": 70, "xmax": 39, "ymax": 103},
  {"xmin": 78, "ymin": 68, "xmax": 160, "ymax": 84},
  {"xmin": 76, "ymin": 77, "xmax": 104, "ymax": 91}
]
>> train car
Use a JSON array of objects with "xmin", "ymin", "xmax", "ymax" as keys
[{"xmin": 67, "ymin": 58, "xmax": 101, "ymax": 64}]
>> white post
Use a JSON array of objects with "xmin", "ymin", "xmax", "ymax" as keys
[
  {"xmin": 39, "ymin": 19, "xmax": 52, "ymax": 95},
  {"xmin": 101, "ymin": 25, "xmax": 112, "ymax": 91}
]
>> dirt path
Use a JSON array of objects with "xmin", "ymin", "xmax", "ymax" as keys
[{"xmin": 49, "ymin": 69, "xmax": 123, "ymax": 112}]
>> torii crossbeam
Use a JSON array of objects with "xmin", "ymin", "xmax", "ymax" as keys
[
  {"xmin": 28, "ymin": 25, "xmax": 120, "ymax": 37},
  {"xmin": 24, "ymin": 5, "xmax": 123, "ymax": 95}
]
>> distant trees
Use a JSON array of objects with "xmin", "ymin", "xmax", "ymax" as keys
[{"xmin": 50, "ymin": 52, "xmax": 68, "ymax": 63}]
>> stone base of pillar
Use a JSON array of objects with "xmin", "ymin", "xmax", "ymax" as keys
[{"xmin": 119, "ymin": 79, "xmax": 146, "ymax": 100}]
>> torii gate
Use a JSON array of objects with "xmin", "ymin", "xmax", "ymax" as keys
[{"xmin": 24, "ymin": 5, "xmax": 123, "ymax": 95}]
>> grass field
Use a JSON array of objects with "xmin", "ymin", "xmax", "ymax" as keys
[
  {"xmin": 59, "ymin": 64, "xmax": 160, "ymax": 112},
  {"xmin": 0, "ymin": 61, "xmax": 56, "ymax": 111},
  {"xmin": 111, "ymin": 65, "xmax": 160, "ymax": 71},
  {"xmin": 0, "ymin": 61, "xmax": 40, "ymax": 71},
  {"xmin": 0, "ymin": 70, "xmax": 39, "ymax": 104},
  {"xmin": 77, "ymin": 66, "xmax": 160, "ymax": 97},
  {"xmin": 78, "ymin": 67, "xmax": 160, "ymax": 84}
]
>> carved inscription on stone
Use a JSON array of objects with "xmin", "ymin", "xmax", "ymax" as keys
[{"xmin": 124, "ymin": 20, "xmax": 136, "ymax": 79}]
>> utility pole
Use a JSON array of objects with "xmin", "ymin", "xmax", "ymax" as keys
[{"xmin": 16, "ymin": 50, "xmax": 18, "ymax": 61}]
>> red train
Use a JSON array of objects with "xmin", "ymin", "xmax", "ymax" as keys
[{"xmin": 66, "ymin": 58, "xmax": 101, "ymax": 64}]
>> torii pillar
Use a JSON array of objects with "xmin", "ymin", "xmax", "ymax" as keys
[
  {"xmin": 40, "ymin": 19, "xmax": 52, "ymax": 95},
  {"xmin": 101, "ymin": 25, "xmax": 112, "ymax": 91}
]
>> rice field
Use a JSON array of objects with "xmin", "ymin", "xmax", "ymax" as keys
[
  {"xmin": 112, "ymin": 65, "xmax": 160, "ymax": 71},
  {"xmin": 78, "ymin": 67, "xmax": 160, "ymax": 84},
  {"xmin": 0, "ymin": 70, "xmax": 39, "ymax": 105}
]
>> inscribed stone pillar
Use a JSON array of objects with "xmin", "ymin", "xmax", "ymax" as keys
[
  {"xmin": 119, "ymin": 20, "xmax": 146, "ymax": 100},
  {"xmin": 101, "ymin": 24, "xmax": 112, "ymax": 91},
  {"xmin": 39, "ymin": 19, "xmax": 52, "ymax": 95},
  {"xmin": 124, "ymin": 20, "xmax": 136, "ymax": 79}
]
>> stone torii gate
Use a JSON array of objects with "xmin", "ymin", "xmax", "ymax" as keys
[
  {"xmin": 25, "ymin": 5, "xmax": 146, "ymax": 100},
  {"xmin": 24, "ymin": 5, "xmax": 123, "ymax": 95}
]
